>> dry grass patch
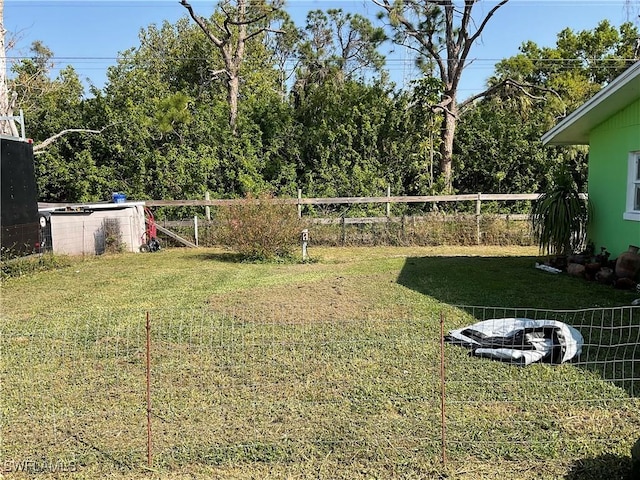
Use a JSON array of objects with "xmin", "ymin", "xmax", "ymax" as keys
[{"xmin": 207, "ymin": 276, "xmax": 367, "ymax": 323}]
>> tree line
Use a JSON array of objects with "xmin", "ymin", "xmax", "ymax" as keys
[{"xmin": 3, "ymin": 1, "xmax": 639, "ymax": 206}]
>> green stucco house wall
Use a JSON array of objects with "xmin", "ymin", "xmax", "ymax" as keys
[{"xmin": 542, "ymin": 62, "xmax": 640, "ymax": 258}]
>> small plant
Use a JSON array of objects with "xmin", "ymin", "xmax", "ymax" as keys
[
  {"xmin": 531, "ymin": 170, "xmax": 588, "ymax": 258},
  {"xmin": 215, "ymin": 193, "xmax": 302, "ymax": 261},
  {"xmin": 102, "ymin": 218, "xmax": 125, "ymax": 254}
]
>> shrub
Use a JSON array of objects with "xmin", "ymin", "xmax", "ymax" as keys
[
  {"xmin": 1, "ymin": 253, "xmax": 72, "ymax": 280},
  {"xmin": 215, "ymin": 193, "xmax": 302, "ymax": 261},
  {"xmin": 531, "ymin": 171, "xmax": 588, "ymax": 257},
  {"xmin": 102, "ymin": 218, "xmax": 126, "ymax": 254}
]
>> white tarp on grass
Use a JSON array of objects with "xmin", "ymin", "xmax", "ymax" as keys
[{"xmin": 446, "ymin": 318, "xmax": 584, "ymax": 365}]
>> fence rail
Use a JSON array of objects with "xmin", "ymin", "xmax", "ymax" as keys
[
  {"xmin": 161, "ymin": 213, "xmax": 531, "ymax": 228},
  {"xmin": 145, "ymin": 192, "xmax": 545, "ymax": 210}
]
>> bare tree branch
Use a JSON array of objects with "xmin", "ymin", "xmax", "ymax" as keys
[
  {"xmin": 458, "ymin": 78, "xmax": 566, "ymax": 116},
  {"xmin": 372, "ymin": 0, "xmax": 447, "ymax": 80},
  {"xmin": 432, "ymin": 94, "xmax": 457, "ymax": 118},
  {"xmin": 210, "ymin": 68, "xmax": 229, "ymax": 78},
  {"xmin": 180, "ymin": 0, "xmax": 224, "ymax": 47},
  {"xmin": 461, "ymin": 0, "xmax": 508, "ymax": 62},
  {"xmin": 244, "ymin": 26, "xmax": 284, "ymax": 43},
  {"xmin": 33, "ymin": 127, "xmax": 107, "ymax": 154}
]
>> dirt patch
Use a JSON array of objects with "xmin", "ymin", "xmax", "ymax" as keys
[{"xmin": 206, "ymin": 274, "xmax": 407, "ymax": 324}]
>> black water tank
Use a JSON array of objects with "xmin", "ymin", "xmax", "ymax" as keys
[{"xmin": 1, "ymin": 136, "xmax": 39, "ymax": 257}]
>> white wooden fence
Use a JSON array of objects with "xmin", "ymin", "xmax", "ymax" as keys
[{"xmin": 147, "ymin": 191, "xmax": 553, "ymax": 246}]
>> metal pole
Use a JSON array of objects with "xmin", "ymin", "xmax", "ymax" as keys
[
  {"xmin": 475, "ymin": 192, "xmax": 482, "ymax": 245},
  {"xmin": 301, "ymin": 229, "xmax": 309, "ymax": 261},
  {"xmin": 194, "ymin": 215, "xmax": 199, "ymax": 247},
  {"xmin": 440, "ymin": 311, "xmax": 447, "ymax": 466},
  {"xmin": 146, "ymin": 312, "xmax": 152, "ymax": 468},
  {"xmin": 19, "ymin": 109, "xmax": 25, "ymax": 139}
]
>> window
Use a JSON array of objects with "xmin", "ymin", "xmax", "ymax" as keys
[
  {"xmin": 635, "ymin": 155, "xmax": 640, "ymax": 210},
  {"xmin": 624, "ymin": 152, "xmax": 640, "ymax": 221}
]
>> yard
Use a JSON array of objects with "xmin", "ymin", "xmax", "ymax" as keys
[{"xmin": 1, "ymin": 246, "xmax": 639, "ymax": 479}]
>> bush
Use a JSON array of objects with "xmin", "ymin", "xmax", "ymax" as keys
[
  {"xmin": 215, "ymin": 193, "xmax": 302, "ymax": 261},
  {"xmin": 531, "ymin": 171, "xmax": 588, "ymax": 257},
  {"xmin": 1, "ymin": 253, "xmax": 72, "ymax": 280}
]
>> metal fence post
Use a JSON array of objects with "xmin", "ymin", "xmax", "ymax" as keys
[
  {"xmin": 146, "ymin": 312, "xmax": 153, "ymax": 468},
  {"xmin": 440, "ymin": 311, "xmax": 447, "ymax": 466},
  {"xmin": 475, "ymin": 192, "xmax": 482, "ymax": 245}
]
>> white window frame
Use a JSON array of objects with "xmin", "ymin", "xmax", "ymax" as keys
[{"xmin": 624, "ymin": 151, "xmax": 640, "ymax": 221}]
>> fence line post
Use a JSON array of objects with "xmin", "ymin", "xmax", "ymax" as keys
[
  {"xmin": 475, "ymin": 192, "xmax": 482, "ymax": 245},
  {"xmin": 205, "ymin": 191, "xmax": 211, "ymax": 221},
  {"xmin": 341, "ymin": 216, "xmax": 346, "ymax": 246},
  {"xmin": 146, "ymin": 312, "xmax": 153, "ymax": 468},
  {"xmin": 440, "ymin": 310, "xmax": 447, "ymax": 466},
  {"xmin": 386, "ymin": 185, "xmax": 391, "ymax": 218},
  {"xmin": 297, "ymin": 189, "xmax": 302, "ymax": 219},
  {"xmin": 194, "ymin": 215, "xmax": 199, "ymax": 247}
]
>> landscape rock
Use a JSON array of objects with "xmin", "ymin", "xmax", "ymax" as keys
[
  {"xmin": 614, "ymin": 245, "xmax": 640, "ymax": 280},
  {"xmin": 585, "ymin": 262, "xmax": 601, "ymax": 274},
  {"xmin": 613, "ymin": 277, "xmax": 638, "ymax": 290},
  {"xmin": 567, "ymin": 263, "xmax": 586, "ymax": 278},
  {"xmin": 595, "ymin": 267, "xmax": 614, "ymax": 285}
]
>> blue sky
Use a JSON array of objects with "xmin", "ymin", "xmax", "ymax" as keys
[{"xmin": 3, "ymin": 0, "xmax": 638, "ymax": 99}]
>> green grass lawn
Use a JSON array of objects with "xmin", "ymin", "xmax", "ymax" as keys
[{"xmin": 1, "ymin": 246, "xmax": 638, "ymax": 479}]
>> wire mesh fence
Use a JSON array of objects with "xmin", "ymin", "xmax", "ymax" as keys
[
  {"xmin": 443, "ymin": 305, "xmax": 639, "ymax": 477},
  {"xmin": 166, "ymin": 213, "xmax": 534, "ymax": 249},
  {"xmin": 1, "ymin": 305, "xmax": 638, "ymax": 477}
]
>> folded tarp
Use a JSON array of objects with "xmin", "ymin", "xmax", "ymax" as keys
[{"xmin": 445, "ymin": 318, "xmax": 584, "ymax": 365}]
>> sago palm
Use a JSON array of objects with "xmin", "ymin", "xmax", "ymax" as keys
[{"xmin": 531, "ymin": 172, "xmax": 589, "ymax": 257}]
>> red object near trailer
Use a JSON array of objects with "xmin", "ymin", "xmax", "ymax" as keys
[{"xmin": 140, "ymin": 207, "xmax": 161, "ymax": 252}]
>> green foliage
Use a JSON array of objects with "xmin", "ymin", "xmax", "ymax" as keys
[
  {"xmin": 1, "ymin": 253, "xmax": 72, "ymax": 280},
  {"xmin": 215, "ymin": 193, "xmax": 302, "ymax": 260},
  {"xmin": 155, "ymin": 92, "xmax": 192, "ymax": 134},
  {"xmin": 493, "ymin": 20, "xmax": 639, "ymax": 110},
  {"xmin": 457, "ymin": 19, "xmax": 639, "ymax": 196},
  {"xmin": 531, "ymin": 170, "xmax": 589, "ymax": 257},
  {"xmin": 9, "ymin": 43, "xmax": 110, "ymax": 202},
  {"xmin": 296, "ymin": 8, "xmax": 387, "ymax": 85},
  {"xmin": 455, "ymin": 97, "xmax": 562, "ymax": 194},
  {"xmin": 294, "ymin": 80, "xmax": 394, "ymax": 198},
  {"xmin": 10, "ymin": 12, "xmax": 639, "ymax": 207}
]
